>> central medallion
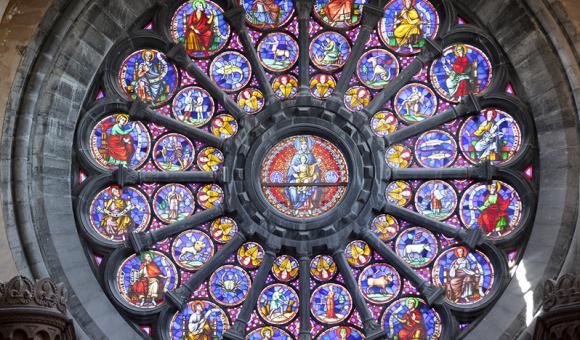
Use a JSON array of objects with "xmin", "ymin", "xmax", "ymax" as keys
[{"xmin": 260, "ymin": 135, "xmax": 349, "ymax": 219}]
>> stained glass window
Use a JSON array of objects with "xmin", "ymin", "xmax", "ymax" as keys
[{"xmin": 73, "ymin": 0, "xmax": 538, "ymax": 339}]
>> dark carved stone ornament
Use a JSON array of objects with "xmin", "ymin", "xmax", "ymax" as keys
[
  {"xmin": 0, "ymin": 276, "xmax": 75, "ymax": 340},
  {"xmin": 533, "ymin": 273, "xmax": 580, "ymax": 340}
]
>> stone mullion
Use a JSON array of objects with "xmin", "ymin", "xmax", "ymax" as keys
[
  {"xmin": 223, "ymin": 248, "xmax": 277, "ymax": 340},
  {"xmin": 112, "ymin": 167, "xmax": 221, "ymax": 187},
  {"xmin": 385, "ymin": 93, "xmax": 482, "ymax": 146},
  {"xmin": 326, "ymin": 0, "xmax": 386, "ymax": 111},
  {"xmin": 389, "ymin": 161, "xmax": 495, "ymax": 181},
  {"xmin": 384, "ymin": 203, "xmax": 484, "ymax": 249},
  {"xmin": 165, "ymin": 232, "xmax": 246, "ymax": 311},
  {"xmin": 296, "ymin": 0, "xmax": 313, "ymax": 99},
  {"xmin": 360, "ymin": 229, "xmax": 445, "ymax": 306},
  {"xmin": 166, "ymin": 44, "xmax": 245, "ymax": 120},
  {"xmin": 298, "ymin": 253, "xmax": 311, "ymax": 340},
  {"xmin": 127, "ymin": 101, "xmax": 224, "ymax": 148},
  {"xmin": 363, "ymin": 39, "xmax": 443, "ymax": 116},
  {"xmin": 333, "ymin": 249, "xmax": 386, "ymax": 339},
  {"xmin": 128, "ymin": 206, "xmax": 225, "ymax": 253}
]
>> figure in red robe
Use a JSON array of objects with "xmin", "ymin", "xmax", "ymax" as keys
[
  {"xmin": 477, "ymin": 182, "xmax": 511, "ymax": 234},
  {"xmin": 130, "ymin": 252, "xmax": 165, "ymax": 306},
  {"xmin": 396, "ymin": 298, "xmax": 427, "ymax": 340},
  {"xmin": 323, "ymin": 0, "xmax": 354, "ymax": 25},
  {"xmin": 325, "ymin": 286, "xmax": 337, "ymax": 320},
  {"xmin": 185, "ymin": 0, "xmax": 215, "ymax": 53},
  {"xmin": 444, "ymin": 44, "xmax": 477, "ymax": 100},
  {"xmin": 251, "ymin": 0, "xmax": 281, "ymax": 24},
  {"xmin": 100, "ymin": 114, "xmax": 135, "ymax": 166}
]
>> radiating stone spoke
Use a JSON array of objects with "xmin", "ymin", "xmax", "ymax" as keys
[
  {"xmin": 129, "ymin": 206, "xmax": 225, "ymax": 253},
  {"xmin": 296, "ymin": 0, "xmax": 313, "ymax": 100},
  {"xmin": 326, "ymin": 0, "xmax": 386, "ymax": 112},
  {"xmin": 363, "ymin": 39, "xmax": 443, "ymax": 116},
  {"xmin": 384, "ymin": 203, "xmax": 484, "ymax": 249},
  {"xmin": 224, "ymin": 246, "xmax": 278, "ymax": 340},
  {"xmin": 360, "ymin": 229, "xmax": 445, "ymax": 306},
  {"xmin": 333, "ymin": 249, "xmax": 386, "ymax": 339},
  {"xmin": 166, "ymin": 43, "xmax": 245, "ymax": 119},
  {"xmin": 224, "ymin": 4, "xmax": 279, "ymax": 105},
  {"xmin": 112, "ymin": 166, "xmax": 221, "ymax": 187},
  {"xmin": 165, "ymin": 232, "xmax": 246, "ymax": 311},
  {"xmin": 388, "ymin": 161, "xmax": 495, "ymax": 181},
  {"xmin": 128, "ymin": 100, "xmax": 224, "ymax": 148},
  {"xmin": 298, "ymin": 253, "xmax": 311, "ymax": 340},
  {"xmin": 385, "ymin": 93, "xmax": 482, "ymax": 146}
]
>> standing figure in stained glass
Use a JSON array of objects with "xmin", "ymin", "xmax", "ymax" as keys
[
  {"xmin": 160, "ymin": 136, "xmax": 187, "ymax": 170},
  {"xmin": 472, "ymin": 109, "xmax": 505, "ymax": 162},
  {"xmin": 129, "ymin": 252, "xmax": 166, "ymax": 307},
  {"xmin": 322, "ymin": 0, "xmax": 354, "ymax": 26},
  {"xmin": 167, "ymin": 185, "xmax": 185, "ymax": 222},
  {"xmin": 391, "ymin": 0, "xmax": 423, "ymax": 50},
  {"xmin": 134, "ymin": 50, "xmax": 168, "ymax": 103},
  {"xmin": 186, "ymin": 302, "xmax": 220, "ymax": 340},
  {"xmin": 445, "ymin": 247, "xmax": 480, "ymax": 303},
  {"xmin": 98, "ymin": 187, "xmax": 138, "ymax": 237},
  {"xmin": 477, "ymin": 181, "xmax": 512, "ymax": 234},
  {"xmin": 182, "ymin": 89, "xmax": 205, "ymax": 124},
  {"xmin": 286, "ymin": 137, "xmax": 322, "ymax": 215},
  {"xmin": 443, "ymin": 44, "xmax": 478, "ymax": 100},
  {"xmin": 185, "ymin": 0, "xmax": 218, "ymax": 54},
  {"xmin": 99, "ymin": 114, "xmax": 136, "ymax": 166},
  {"xmin": 388, "ymin": 297, "xmax": 426, "ymax": 340},
  {"xmin": 325, "ymin": 286, "xmax": 337, "ymax": 319}
]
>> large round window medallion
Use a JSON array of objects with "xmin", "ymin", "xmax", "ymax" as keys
[{"xmin": 260, "ymin": 135, "xmax": 349, "ymax": 219}]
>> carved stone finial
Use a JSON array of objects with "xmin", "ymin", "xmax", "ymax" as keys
[{"xmin": 534, "ymin": 273, "xmax": 580, "ymax": 340}]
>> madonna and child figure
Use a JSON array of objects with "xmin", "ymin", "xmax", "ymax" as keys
[{"xmin": 285, "ymin": 137, "xmax": 323, "ymax": 215}]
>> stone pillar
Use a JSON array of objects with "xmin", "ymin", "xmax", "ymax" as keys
[
  {"xmin": 0, "ymin": 276, "xmax": 76, "ymax": 340},
  {"xmin": 533, "ymin": 274, "xmax": 580, "ymax": 340}
]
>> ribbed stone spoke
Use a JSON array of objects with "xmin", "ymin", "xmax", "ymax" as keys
[
  {"xmin": 165, "ymin": 232, "xmax": 246, "ymax": 311},
  {"xmin": 298, "ymin": 253, "xmax": 311, "ymax": 340},
  {"xmin": 296, "ymin": 0, "xmax": 313, "ymax": 99},
  {"xmin": 360, "ymin": 229, "xmax": 445, "ymax": 306},
  {"xmin": 388, "ymin": 161, "xmax": 495, "ymax": 181},
  {"xmin": 129, "ymin": 206, "xmax": 225, "ymax": 253},
  {"xmin": 112, "ymin": 166, "xmax": 221, "ymax": 187},
  {"xmin": 384, "ymin": 203, "xmax": 484, "ymax": 249}
]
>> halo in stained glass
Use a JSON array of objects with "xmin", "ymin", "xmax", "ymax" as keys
[
  {"xmin": 257, "ymin": 32, "xmax": 299, "ymax": 72},
  {"xmin": 210, "ymin": 217, "xmax": 238, "ymax": 243},
  {"xmin": 272, "ymin": 255, "xmax": 299, "ymax": 282},
  {"xmin": 430, "ymin": 44, "xmax": 493, "ymax": 102},
  {"xmin": 272, "ymin": 74, "xmax": 299, "ymax": 99},
  {"xmin": 379, "ymin": 0, "xmax": 440, "ymax": 55},
  {"xmin": 318, "ymin": 326, "xmax": 365, "ymax": 340},
  {"xmin": 459, "ymin": 108, "xmax": 522, "ymax": 165},
  {"xmin": 247, "ymin": 326, "xmax": 292, "ymax": 340},
  {"xmin": 313, "ymin": 0, "xmax": 366, "ymax": 28},
  {"xmin": 385, "ymin": 144, "xmax": 413, "ymax": 168},
  {"xmin": 357, "ymin": 49, "xmax": 399, "ymax": 89},
  {"xmin": 89, "ymin": 186, "xmax": 150, "ymax": 242},
  {"xmin": 310, "ymin": 32, "xmax": 351, "ymax": 71},
  {"xmin": 171, "ymin": 86, "xmax": 215, "ymax": 127},
  {"xmin": 115, "ymin": 250, "xmax": 178, "ymax": 309},
  {"xmin": 153, "ymin": 133, "xmax": 195, "ymax": 171},
  {"xmin": 385, "ymin": 180, "xmax": 412, "ymax": 206},
  {"xmin": 459, "ymin": 180, "xmax": 522, "ymax": 239},
  {"xmin": 371, "ymin": 110, "xmax": 399, "ymax": 137},
  {"xmin": 196, "ymin": 146, "xmax": 224, "ymax": 171},
  {"xmin": 395, "ymin": 227, "xmax": 438, "ymax": 268},
  {"xmin": 209, "ymin": 51, "xmax": 252, "ymax": 92},
  {"xmin": 209, "ymin": 265, "xmax": 251, "ymax": 306},
  {"xmin": 196, "ymin": 184, "xmax": 224, "ymax": 209},
  {"xmin": 310, "ymin": 73, "xmax": 337, "ymax": 99},
  {"xmin": 153, "ymin": 183, "xmax": 195, "ymax": 223},
  {"xmin": 169, "ymin": 0, "xmax": 230, "ymax": 58},
  {"xmin": 240, "ymin": 0, "xmax": 295, "ymax": 29},
  {"xmin": 171, "ymin": 230, "xmax": 214, "ymax": 271},
  {"xmin": 311, "ymin": 255, "xmax": 337, "ymax": 281},
  {"xmin": 89, "ymin": 114, "xmax": 151, "ymax": 170},
  {"xmin": 345, "ymin": 240, "xmax": 372, "ymax": 267},
  {"xmin": 358, "ymin": 263, "xmax": 401, "ymax": 304},
  {"xmin": 415, "ymin": 180, "xmax": 458, "ymax": 221},
  {"xmin": 168, "ymin": 300, "xmax": 230, "ymax": 339},
  {"xmin": 310, "ymin": 283, "xmax": 352, "ymax": 324},
  {"xmin": 260, "ymin": 135, "xmax": 349, "ymax": 219},
  {"xmin": 344, "ymin": 86, "xmax": 371, "ymax": 111},
  {"xmin": 211, "ymin": 114, "xmax": 238, "ymax": 139},
  {"xmin": 381, "ymin": 297, "xmax": 442, "ymax": 339},
  {"xmin": 394, "ymin": 83, "xmax": 438, "ymax": 124},
  {"xmin": 370, "ymin": 214, "xmax": 399, "ymax": 242},
  {"xmin": 118, "ymin": 49, "xmax": 178, "ymax": 106},
  {"xmin": 415, "ymin": 130, "xmax": 458, "ymax": 168},
  {"xmin": 237, "ymin": 242, "xmax": 265, "ymax": 269},
  {"xmin": 432, "ymin": 247, "xmax": 495, "ymax": 305},
  {"xmin": 237, "ymin": 87, "xmax": 265, "ymax": 114},
  {"xmin": 257, "ymin": 284, "xmax": 299, "ymax": 325}
]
